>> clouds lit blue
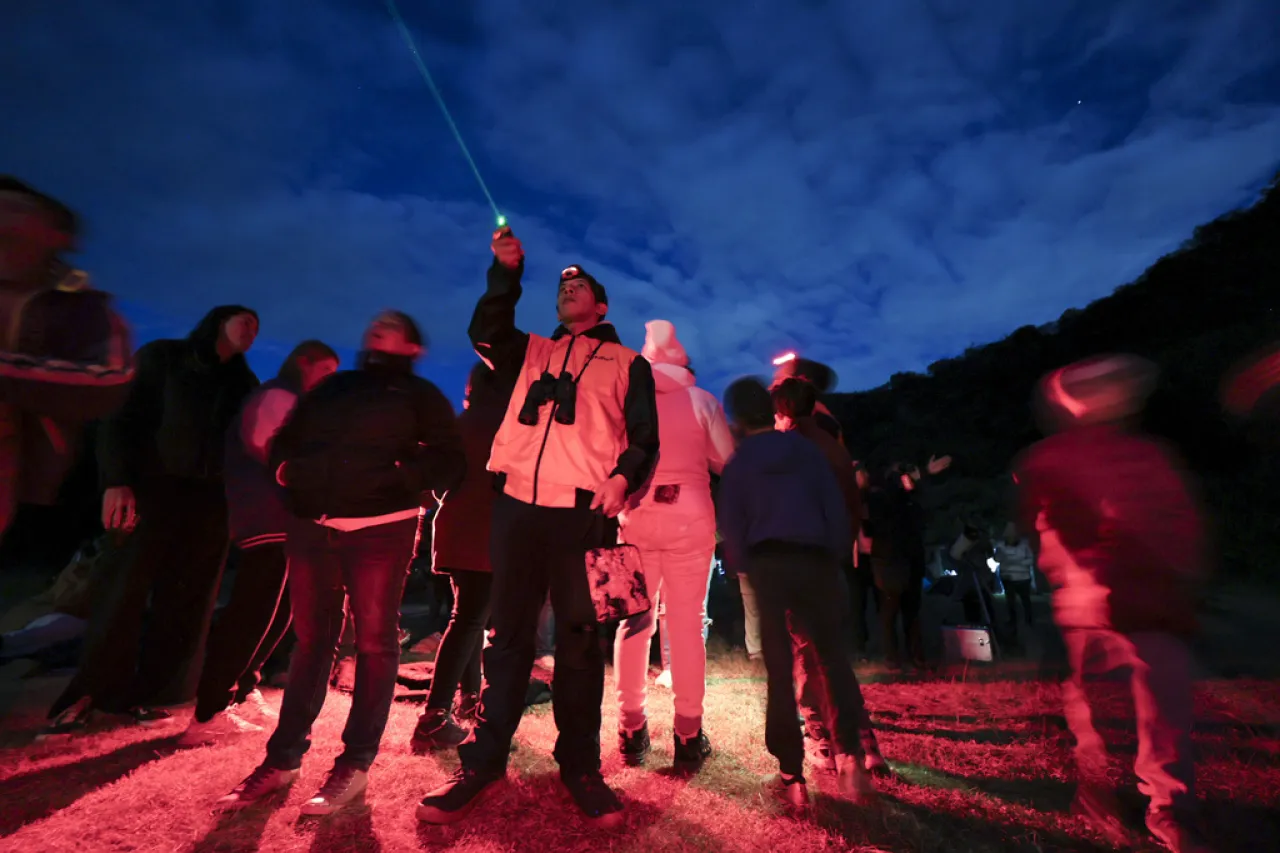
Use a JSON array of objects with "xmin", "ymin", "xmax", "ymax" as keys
[{"xmin": 3, "ymin": 0, "xmax": 1278, "ymax": 399}]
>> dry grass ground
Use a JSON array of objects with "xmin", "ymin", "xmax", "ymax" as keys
[{"xmin": 1, "ymin": 642, "xmax": 1278, "ymax": 853}]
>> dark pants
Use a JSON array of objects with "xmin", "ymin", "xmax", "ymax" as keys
[
  {"xmin": 459, "ymin": 493, "xmax": 604, "ymax": 775},
  {"xmin": 425, "ymin": 569, "xmax": 492, "ymax": 711},
  {"xmin": 750, "ymin": 543, "xmax": 865, "ymax": 778},
  {"xmin": 265, "ymin": 517, "xmax": 415, "ymax": 772},
  {"xmin": 846, "ymin": 558, "xmax": 879, "ymax": 654},
  {"xmin": 1004, "ymin": 578, "xmax": 1034, "ymax": 627},
  {"xmin": 194, "ymin": 543, "xmax": 290, "ymax": 722},
  {"xmin": 880, "ymin": 579, "xmax": 924, "ymax": 665},
  {"xmin": 50, "ymin": 477, "xmax": 228, "ymax": 717},
  {"xmin": 794, "ymin": 628, "xmax": 876, "ymax": 744}
]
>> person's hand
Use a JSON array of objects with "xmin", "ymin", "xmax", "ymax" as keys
[
  {"xmin": 102, "ymin": 486, "xmax": 138, "ymax": 532},
  {"xmin": 590, "ymin": 474, "xmax": 629, "ymax": 518},
  {"xmin": 491, "ymin": 227, "xmax": 524, "ymax": 269},
  {"xmin": 926, "ymin": 454, "xmax": 952, "ymax": 476}
]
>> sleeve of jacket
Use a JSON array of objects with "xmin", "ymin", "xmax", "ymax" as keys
[
  {"xmin": 239, "ymin": 387, "xmax": 298, "ymax": 465},
  {"xmin": 696, "ymin": 389, "xmax": 736, "ymax": 476},
  {"xmin": 268, "ymin": 389, "xmax": 313, "ymax": 475},
  {"xmin": 469, "ymin": 260, "xmax": 531, "ymax": 386},
  {"xmin": 404, "ymin": 379, "xmax": 467, "ymax": 496},
  {"xmin": 815, "ymin": 452, "xmax": 853, "ymax": 559},
  {"xmin": 716, "ymin": 457, "xmax": 748, "ymax": 575},
  {"xmin": 97, "ymin": 340, "xmax": 168, "ymax": 489},
  {"xmin": 609, "ymin": 355, "xmax": 660, "ymax": 494}
]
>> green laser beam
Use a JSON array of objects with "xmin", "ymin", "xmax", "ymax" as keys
[{"xmin": 385, "ymin": 0, "xmax": 505, "ymax": 227}]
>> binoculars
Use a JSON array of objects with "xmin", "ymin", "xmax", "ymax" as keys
[{"xmin": 517, "ymin": 370, "xmax": 579, "ymax": 426}]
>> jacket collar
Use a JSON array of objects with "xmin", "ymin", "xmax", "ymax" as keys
[{"xmin": 550, "ymin": 321, "xmax": 621, "ymax": 344}]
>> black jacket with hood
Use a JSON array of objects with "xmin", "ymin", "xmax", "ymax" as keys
[
  {"xmin": 269, "ymin": 350, "xmax": 466, "ymax": 521},
  {"xmin": 98, "ymin": 305, "xmax": 260, "ymax": 489}
]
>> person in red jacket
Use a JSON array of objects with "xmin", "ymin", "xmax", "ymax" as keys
[
  {"xmin": 0, "ymin": 177, "xmax": 133, "ymax": 543},
  {"xmin": 1016, "ymin": 354, "xmax": 1213, "ymax": 853},
  {"xmin": 417, "ymin": 227, "xmax": 659, "ymax": 830}
]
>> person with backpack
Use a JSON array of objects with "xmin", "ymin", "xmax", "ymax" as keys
[
  {"xmin": 717, "ymin": 377, "xmax": 876, "ymax": 814},
  {"xmin": 1016, "ymin": 354, "xmax": 1213, "ymax": 853},
  {"xmin": 181, "ymin": 340, "xmax": 340, "ymax": 745},
  {"xmin": 0, "ymin": 177, "xmax": 133, "ymax": 544},
  {"xmin": 215, "ymin": 310, "xmax": 464, "ymax": 816},
  {"xmin": 43, "ymin": 304, "xmax": 259, "ymax": 736}
]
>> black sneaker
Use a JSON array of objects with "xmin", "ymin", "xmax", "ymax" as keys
[
  {"xmin": 35, "ymin": 696, "xmax": 93, "ymax": 741},
  {"xmin": 416, "ymin": 767, "xmax": 505, "ymax": 825},
  {"xmin": 454, "ymin": 692, "xmax": 480, "ymax": 723},
  {"xmin": 215, "ymin": 764, "xmax": 299, "ymax": 811},
  {"xmin": 766, "ymin": 773, "xmax": 811, "ymax": 815},
  {"xmin": 673, "ymin": 729, "xmax": 712, "ymax": 769},
  {"xmin": 618, "ymin": 723, "xmax": 650, "ymax": 767},
  {"xmin": 560, "ymin": 770, "xmax": 625, "ymax": 829},
  {"xmin": 130, "ymin": 706, "xmax": 175, "ymax": 726},
  {"xmin": 412, "ymin": 709, "xmax": 468, "ymax": 752}
]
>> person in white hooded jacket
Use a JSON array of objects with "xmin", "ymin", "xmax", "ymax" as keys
[{"xmin": 614, "ymin": 320, "xmax": 735, "ymax": 769}]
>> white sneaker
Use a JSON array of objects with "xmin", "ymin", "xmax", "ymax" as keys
[
  {"xmin": 181, "ymin": 709, "xmax": 265, "ymax": 746},
  {"xmin": 237, "ymin": 689, "xmax": 278, "ymax": 721},
  {"xmin": 654, "ymin": 669, "xmax": 673, "ymax": 690},
  {"xmin": 535, "ymin": 654, "xmax": 556, "ymax": 672}
]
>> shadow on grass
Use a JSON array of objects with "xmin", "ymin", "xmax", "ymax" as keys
[
  {"xmin": 304, "ymin": 804, "xmax": 382, "ymax": 853},
  {"xmin": 893, "ymin": 761, "xmax": 1077, "ymax": 813},
  {"xmin": 414, "ymin": 772, "xmax": 714, "ymax": 853},
  {"xmin": 818, "ymin": 793, "xmax": 1116, "ymax": 853},
  {"xmin": 188, "ymin": 789, "xmax": 285, "ymax": 853},
  {"xmin": 873, "ymin": 721, "xmax": 1024, "ymax": 745},
  {"xmin": 0, "ymin": 733, "xmax": 182, "ymax": 837}
]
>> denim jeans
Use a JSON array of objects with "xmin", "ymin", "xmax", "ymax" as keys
[
  {"xmin": 265, "ymin": 517, "xmax": 416, "ymax": 772},
  {"xmin": 459, "ymin": 494, "xmax": 605, "ymax": 775}
]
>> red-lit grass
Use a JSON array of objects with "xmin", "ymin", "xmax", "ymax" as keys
[{"xmin": 0, "ymin": 647, "xmax": 1277, "ymax": 852}]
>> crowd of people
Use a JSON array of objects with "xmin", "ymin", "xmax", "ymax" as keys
[{"xmin": 0, "ymin": 178, "xmax": 1216, "ymax": 852}]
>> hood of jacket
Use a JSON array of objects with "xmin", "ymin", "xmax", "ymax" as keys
[{"xmin": 652, "ymin": 361, "xmax": 695, "ymax": 394}]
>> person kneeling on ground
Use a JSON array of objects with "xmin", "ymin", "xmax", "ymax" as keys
[
  {"xmin": 717, "ymin": 377, "xmax": 876, "ymax": 815},
  {"xmin": 216, "ymin": 311, "xmax": 464, "ymax": 817}
]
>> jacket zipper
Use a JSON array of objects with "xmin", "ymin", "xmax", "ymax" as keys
[{"xmin": 529, "ymin": 335, "xmax": 577, "ymax": 505}]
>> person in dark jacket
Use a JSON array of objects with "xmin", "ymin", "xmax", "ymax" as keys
[
  {"xmin": 217, "ymin": 310, "xmax": 464, "ymax": 817},
  {"xmin": 771, "ymin": 378, "xmax": 889, "ymax": 777},
  {"xmin": 43, "ymin": 305, "xmax": 259, "ymax": 736},
  {"xmin": 181, "ymin": 340, "xmax": 340, "ymax": 746},
  {"xmin": 717, "ymin": 377, "xmax": 875, "ymax": 815},
  {"xmin": 411, "ymin": 360, "xmax": 514, "ymax": 750},
  {"xmin": 417, "ymin": 227, "xmax": 659, "ymax": 830},
  {"xmin": 864, "ymin": 466, "xmax": 928, "ymax": 669},
  {"xmin": 0, "ymin": 177, "xmax": 134, "ymax": 543}
]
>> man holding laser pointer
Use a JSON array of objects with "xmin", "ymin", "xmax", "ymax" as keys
[{"xmin": 418, "ymin": 226, "xmax": 659, "ymax": 829}]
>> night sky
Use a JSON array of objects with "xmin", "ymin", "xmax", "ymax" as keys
[{"xmin": 4, "ymin": 1, "xmax": 1279, "ymax": 403}]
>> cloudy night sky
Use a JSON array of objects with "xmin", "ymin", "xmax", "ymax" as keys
[{"xmin": 4, "ymin": 0, "xmax": 1279, "ymax": 401}]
